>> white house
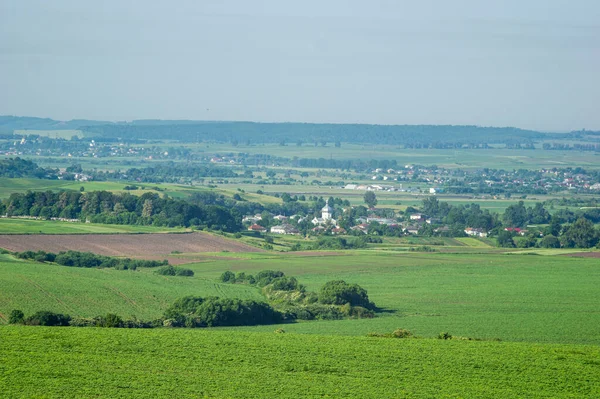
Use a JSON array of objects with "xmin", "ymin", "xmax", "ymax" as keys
[
  {"xmin": 464, "ymin": 227, "xmax": 488, "ymax": 237},
  {"xmin": 270, "ymin": 224, "xmax": 300, "ymax": 235}
]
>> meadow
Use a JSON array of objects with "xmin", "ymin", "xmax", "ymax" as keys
[
  {"xmin": 1, "ymin": 326, "xmax": 599, "ymax": 398},
  {"xmin": 2, "ymin": 252, "xmax": 600, "ymax": 345},
  {"xmin": 0, "ymin": 218, "xmax": 189, "ymax": 234}
]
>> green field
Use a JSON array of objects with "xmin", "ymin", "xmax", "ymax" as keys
[
  {"xmin": 1, "ymin": 326, "xmax": 598, "ymax": 398},
  {"xmin": 2, "ymin": 252, "xmax": 600, "ymax": 345},
  {"xmin": 0, "ymin": 218, "xmax": 189, "ymax": 234},
  {"xmin": 0, "ymin": 254, "xmax": 262, "ymax": 320},
  {"xmin": 203, "ymin": 142, "xmax": 600, "ymax": 169}
]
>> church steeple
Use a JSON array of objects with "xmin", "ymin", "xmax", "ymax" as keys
[{"xmin": 321, "ymin": 199, "xmax": 333, "ymax": 220}]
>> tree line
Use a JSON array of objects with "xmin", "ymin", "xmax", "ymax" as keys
[
  {"xmin": 1, "ymin": 190, "xmax": 242, "ymax": 231},
  {"xmin": 15, "ymin": 249, "xmax": 168, "ymax": 270}
]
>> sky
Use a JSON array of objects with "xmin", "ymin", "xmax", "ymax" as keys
[{"xmin": 0, "ymin": 0, "xmax": 599, "ymax": 131}]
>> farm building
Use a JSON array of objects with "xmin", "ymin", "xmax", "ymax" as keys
[
  {"xmin": 270, "ymin": 224, "xmax": 300, "ymax": 235},
  {"xmin": 248, "ymin": 224, "xmax": 267, "ymax": 233},
  {"xmin": 464, "ymin": 227, "xmax": 488, "ymax": 237}
]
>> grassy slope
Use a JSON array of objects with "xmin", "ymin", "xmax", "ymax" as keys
[
  {"xmin": 1, "ymin": 252, "xmax": 600, "ymax": 344},
  {"xmin": 0, "ymin": 254, "xmax": 262, "ymax": 320},
  {"xmin": 1, "ymin": 326, "xmax": 599, "ymax": 399}
]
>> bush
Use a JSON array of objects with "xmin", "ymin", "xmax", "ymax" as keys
[
  {"xmin": 367, "ymin": 329, "xmax": 414, "ymax": 338},
  {"xmin": 284, "ymin": 303, "xmax": 346, "ymax": 321},
  {"xmin": 318, "ymin": 280, "xmax": 376, "ymax": 310},
  {"xmin": 175, "ymin": 267, "xmax": 194, "ymax": 276},
  {"xmin": 269, "ymin": 276, "xmax": 302, "ymax": 292},
  {"xmin": 539, "ymin": 235, "xmax": 561, "ymax": 248},
  {"xmin": 392, "ymin": 328, "xmax": 413, "ymax": 338},
  {"xmin": 438, "ymin": 332, "xmax": 453, "ymax": 340},
  {"xmin": 255, "ymin": 270, "xmax": 285, "ymax": 287},
  {"xmin": 155, "ymin": 265, "xmax": 194, "ymax": 277},
  {"xmin": 24, "ymin": 311, "xmax": 71, "ymax": 326},
  {"xmin": 8, "ymin": 309, "xmax": 24, "ymax": 324},
  {"xmin": 163, "ymin": 296, "xmax": 283, "ymax": 327},
  {"xmin": 219, "ymin": 271, "xmax": 236, "ymax": 283},
  {"xmin": 96, "ymin": 313, "xmax": 123, "ymax": 328}
]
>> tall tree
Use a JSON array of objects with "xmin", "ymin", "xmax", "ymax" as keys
[{"xmin": 364, "ymin": 191, "xmax": 377, "ymax": 208}]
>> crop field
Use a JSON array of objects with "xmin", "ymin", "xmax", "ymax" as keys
[
  {"xmin": 0, "ymin": 177, "xmax": 70, "ymax": 198},
  {"xmin": 0, "ymin": 218, "xmax": 189, "ymax": 234},
  {"xmin": 0, "ymin": 232, "xmax": 262, "ymax": 257},
  {"xmin": 1, "ymin": 326, "xmax": 599, "ymax": 398},
  {"xmin": 454, "ymin": 237, "xmax": 493, "ymax": 247},
  {"xmin": 0, "ymin": 254, "xmax": 263, "ymax": 320},
  {"xmin": 1, "ymin": 252, "xmax": 600, "ymax": 345}
]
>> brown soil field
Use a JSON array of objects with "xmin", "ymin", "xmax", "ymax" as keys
[{"xmin": 0, "ymin": 232, "xmax": 263, "ymax": 258}]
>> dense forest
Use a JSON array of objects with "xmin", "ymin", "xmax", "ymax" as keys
[{"xmin": 81, "ymin": 122, "xmax": 546, "ymax": 145}]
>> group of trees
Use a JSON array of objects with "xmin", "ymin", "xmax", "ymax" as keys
[
  {"xmin": 162, "ymin": 296, "xmax": 282, "ymax": 327},
  {"xmin": 502, "ymin": 202, "xmax": 550, "ymax": 227},
  {"xmin": 220, "ymin": 270, "xmax": 377, "ymax": 320},
  {"xmin": 1, "ymin": 190, "xmax": 242, "ymax": 231},
  {"xmin": 421, "ymin": 197, "xmax": 500, "ymax": 231},
  {"xmin": 155, "ymin": 265, "xmax": 194, "ymax": 277},
  {"xmin": 15, "ymin": 250, "xmax": 168, "ymax": 270},
  {"xmin": 93, "ymin": 163, "xmax": 238, "ymax": 183},
  {"xmin": 0, "ymin": 157, "xmax": 57, "ymax": 179},
  {"xmin": 498, "ymin": 217, "xmax": 599, "ymax": 249}
]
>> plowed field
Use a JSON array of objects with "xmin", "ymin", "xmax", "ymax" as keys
[{"xmin": 0, "ymin": 232, "xmax": 262, "ymax": 257}]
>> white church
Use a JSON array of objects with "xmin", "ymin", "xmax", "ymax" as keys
[{"xmin": 312, "ymin": 200, "xmax": 337, "ymax": 226}]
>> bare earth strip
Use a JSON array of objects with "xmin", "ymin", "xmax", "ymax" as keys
[{"xmin": 0, "ymin": 232, "xmax": 263, "ymax": 258}]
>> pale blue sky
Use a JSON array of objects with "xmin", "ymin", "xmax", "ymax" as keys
[{"xmin": 1, "ymin": 0, "xmax": 598, "ymax": 131}]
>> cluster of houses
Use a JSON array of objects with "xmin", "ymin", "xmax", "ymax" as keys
[
  {"xmin": 246, "ymin": 201, "xmax": 341, "ymax": 236},
  {"xmin": 243, "ymin": 203, "xmax": 492, "ymax": 238}
]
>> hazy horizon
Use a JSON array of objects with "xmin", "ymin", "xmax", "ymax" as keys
[{"xmin": 1, "ymin": 0, "xmax": 599, "ymax": 131}]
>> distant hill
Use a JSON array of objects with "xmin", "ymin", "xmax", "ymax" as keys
[
  {"xmin": 0, "ymin": 115, "xmax": 583, "ymax": 145},
  {"xmin": 0, "ymin": 116, "xmax": 111, "ymax": 134},
  {"xmin": 80, "ymin": 121, "xmax": 547, "ymax": 146}
]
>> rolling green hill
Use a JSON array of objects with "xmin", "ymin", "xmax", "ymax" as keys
[{"xmin": 2, "ymin": 252, "xmax": 599, "ymax": 345}]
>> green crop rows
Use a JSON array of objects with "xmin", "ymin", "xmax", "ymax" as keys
[
  {"xmin": 1, "ymin": 326, "xmax": 599, "ymax": 398},
  {"xmin": 2, "ymin": 252, "xmax": 600, "ymax": 344}
]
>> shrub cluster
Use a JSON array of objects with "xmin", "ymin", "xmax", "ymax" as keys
[
  {"xmin": 163, "ymin": 296, "xmax": 283, "ymax": 327},
  {"xmin": 367, "ymin": 328, "xmax": 414, "ymax": 339},
  {"xmin": 9, "ymin": 310, "xmax": 157, "ymax": 328},
  {"xmin": 155, "ymin": 265, "xmax": 194, "ymax": 277},
  {"xmin": 221, "ymin": 270, "xmax": 377, "ymax": 320},
  {"xmin": 318, "ymin": 280, "xmax": 377, "ymax": 310},
  {"xmin": 15, "ymin": 250, "xmax": 168, "ymax": 270}
]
